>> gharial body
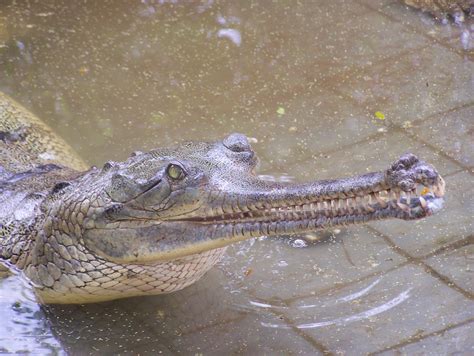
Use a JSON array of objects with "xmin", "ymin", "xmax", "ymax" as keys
[{"xmin": 0, "ymin": 92, "xmax": 445, "ymax": 304}]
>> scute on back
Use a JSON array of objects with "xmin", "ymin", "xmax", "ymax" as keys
[{"xmin": 0, "ymin": 92, "xmax": 88, "ymax": 174}]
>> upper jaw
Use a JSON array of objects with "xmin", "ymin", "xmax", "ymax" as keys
[
  {"xmin": 170, "ymin": 153, "xmax": 446, "ymax": 226},
  {"xmin": 172, "ymin": 176, "xmax": 445, "ymax": 225}
]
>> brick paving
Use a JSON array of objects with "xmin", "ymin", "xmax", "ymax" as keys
[
  {"xmin": 0, "ymin": 0, "xmax": 472, "ymax": 354},
  {"xmin": 217, "ymin": 1, "xmax": 474, "ymax": 353}
]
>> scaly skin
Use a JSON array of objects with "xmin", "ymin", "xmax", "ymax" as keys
[{"xmin": 0, "ymin": 93, "xmax": 446, "ymax": 304}]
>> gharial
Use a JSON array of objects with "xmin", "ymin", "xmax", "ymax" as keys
[{"xmin": 0, "ymin": 92, "xmax": 445, "ymax": 304}]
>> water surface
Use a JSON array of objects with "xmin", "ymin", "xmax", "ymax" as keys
[{"xmin": 0, "ymin": 0, "xmax": 473, "ymax": 354}]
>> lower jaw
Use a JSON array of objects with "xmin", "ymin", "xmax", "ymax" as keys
[{"xmin": 203, "ymin": 194, "xmax": 444, "ymax": 239}]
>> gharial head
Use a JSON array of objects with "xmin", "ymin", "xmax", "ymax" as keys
[
  {"xmin": 79, "ymin": 133, "xmax": 260, "ymax": 262},
  {"xmin": 59, "ymin": 133, "xmax": 444, "ymax": 266}
]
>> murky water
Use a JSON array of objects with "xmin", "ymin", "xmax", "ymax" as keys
[{"xmin": 0, "ymin": 0, "xmax": 473, "ymax": 354}]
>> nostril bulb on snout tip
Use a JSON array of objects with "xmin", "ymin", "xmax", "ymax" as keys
[{"xmin": 399, "ymin": 179, "xmax": 414, "ymax": 191}]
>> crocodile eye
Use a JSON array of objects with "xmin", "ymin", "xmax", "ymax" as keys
[{"xmin": 167, "ymin": 163, "xmax": 185, "ymax": 180}]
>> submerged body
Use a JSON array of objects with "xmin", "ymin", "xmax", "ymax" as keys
[{"xmin": 0, "ymin": 93, "xmax": 445, "ymax": 304}]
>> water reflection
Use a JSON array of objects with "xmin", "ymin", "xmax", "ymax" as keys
[{"xmin": 262, "ymin": 288, "xmax": 412, "ymax": 330}]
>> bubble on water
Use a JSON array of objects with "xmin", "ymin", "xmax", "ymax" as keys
[
  {"xmin": 460, "ymin": 30, "xmax": 472, "ymax": 51},
  {"xmin": 277, "ymin": 260, "xmax": 288, "ymax": 267},
  {"xmin": 291, "ymin": 239, "xmax": 307, "ymax": 248}
]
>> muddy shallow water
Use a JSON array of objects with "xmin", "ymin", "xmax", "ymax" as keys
[{"xmin": 0, "ymin": 0, "xmax": 473, "ymax": 354}]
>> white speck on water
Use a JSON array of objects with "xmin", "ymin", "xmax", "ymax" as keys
[
  {"xmin": 460, "ymin": 30, "xmax": 472, "ymax": 51},
  {"xmin": 277, "ymin": 260, "xmax": 288, "ymax": 267},
  {"xmin": 217, "ymin": 29, "xmax": 242, "ymax": 47},
  {"xmin": 217, "ymin": 15, "xmax": 227, "ymax": 25}
]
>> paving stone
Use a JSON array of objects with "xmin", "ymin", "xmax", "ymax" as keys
[
  {"xmin": 289, "ymin": 2, "xmax": 427, "ymax": 74},
  {"xmin": 367, "ymin": 0, "xmax": 472, "ymax": 45},
  {"xmin": 405, "ymin": 104, "xmax": 474, "ymax": 168},
  {"xmin": 276, "ymin": 264, "xmax": 474, "ymax": 355},
  {"xmin": 280, "ymin": 129, "xmax": 461, "ymax": 184},
  {"xmin": 357, "ymin": 0, "xmax": 397, "ymax": 9},
  {"xmin": 369, "ymin": 171, "xmax": 474, "ymax": 257},
  {"xmin": 252, "ymin": 89, "xmax": 380, "ymax": 171},
  {"xmin": 166, "ymin": 307, "xmax": 324, "ymax": 355},
  {"xmin": 225, "ymin": 0, "xmax": 426, "ymax": 91},
  {"xmin": 220, "ymin": 225, "xmax": 405, "ymax": 301},
  {"xmin": 425, "ymin": 244, "xmax": 474, "ymax": 294},
  {"xmin": 43, "ymin": 268, "xmax": 321, "ymax": 355},
  {"xmin": 389, "ymin": 320, "xmax": 474, "ymax": 355},
  {"xmin": 332, "ymin": 43, "xmax": 474, "ymax": 125}
]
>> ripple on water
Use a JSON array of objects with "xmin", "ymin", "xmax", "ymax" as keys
[
  {"xmin": 0, "ymin": 274, "xmax": 63, "ymax": 354},
  {"xmin": 248, "ymin": 277, "xmax": 412, "ymax": 330}
]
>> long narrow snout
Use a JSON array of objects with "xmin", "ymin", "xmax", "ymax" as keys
[{"xmin": 155, "ymin": 153, "xmax": 445, "ymax": 261}]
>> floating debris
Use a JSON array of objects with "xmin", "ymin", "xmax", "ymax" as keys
[
  {"xmin": 78, "ymin": 66, "xmax": 89, "ymax": 75},
  {"xmin": 303, "ymin": 233, "xmax": 321, "ymax": 243},
  {"xmin": 276, "ymin": 107, "xmax": 285, "ymax": 115},
  {"xmin": 291, "ymin": 239, "xmax": 307, "ymax": 248},
  {"xmin": 217, "ymin": 28, "xmax": 241, "ymax": 47},
  {"xmin": 374, "ymin": 111, "xmax": 385, "ymax": 120}
]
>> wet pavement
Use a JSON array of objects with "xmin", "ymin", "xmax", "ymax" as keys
[{"xmin": 0, "ymin": 0, "xmax": 473, "ymax": 354}]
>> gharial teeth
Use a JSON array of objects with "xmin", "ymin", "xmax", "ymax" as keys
[
  {"xmin": 391, "ymin": 190, "xmax": 399, "ymax": 200},
  {"xmin": 323, "ymin": 201, "xmax": 329, "ymax": 215},
  {"xmin": 355, "ymin": 196, "xmax": 363, "ymax": 212},
  {"xmin": 432, "ymin": 178, "xmax": 446, "ymax": 197},
  {"xmin": 347, "ymin": 198, "xmax": 354, "ymax": 213},
  {"xmin": 365, "ymin": 203, "xmax": 375, "ymax": 212},
  {"xmin": 338, "ymin": 199, "xmax": 344, "ymax": 211},
  {"xmin": 368, "ymin": 193, "xmax": 374, "ymax": 205},
  {"xmin": 376, "ymin": 195, "xmax": 388, "ymax": 208},
  {"xmin": 397, "ymin": 202, "xmax": 410, "ymax": 212},
  {"xmin": 419, "ymin": 196, "xmax": 427, "ymax": 208}
]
